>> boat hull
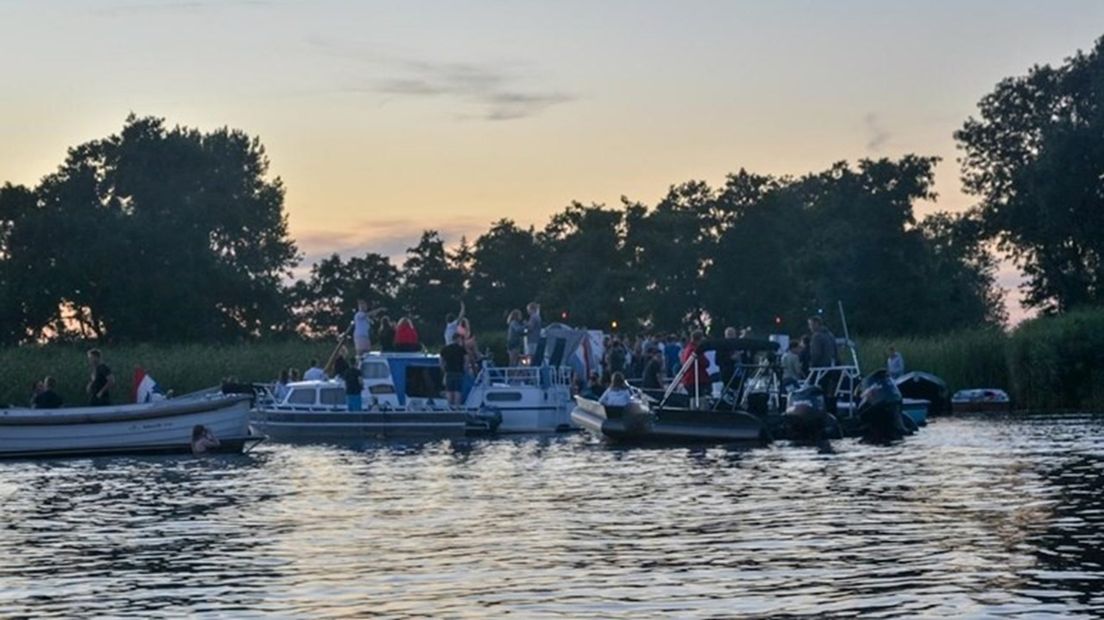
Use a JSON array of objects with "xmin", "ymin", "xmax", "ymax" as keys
[
  {"xmin": 902, "ymin": 398, "xmax": 929, "ymax": 426},
  {"xmin": 951, "ymin": 389, "xmax": 1011, "ymax": 414},
  {"xmin": 250, "ymin": 408, "xmax": 500, "ymax": 443},
  {"xmin": 572, "ymin": 397, "xmax": 765, "ymax": 445},
  {"xmin": 951, "ymin": 401, "xmax": 1011, "ymax": 414},
  {"xmin": 0, "ymin": 395, "xmax": 254, "ymax": 459}
]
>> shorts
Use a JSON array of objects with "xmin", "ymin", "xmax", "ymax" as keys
[{"xmin": 445, "ymin": 371, "xmax": 464, "ymax": 392}]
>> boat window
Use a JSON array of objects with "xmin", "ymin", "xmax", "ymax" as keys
[
  {"xmin": 369, "ymin": 384, "xmax": 396, "ymax": 394},
  {"xmin": 319, "ymin": 388, "xmax": 345, "ymax": 405},
  {"xmin": 486, "ymin": 391, "xmax": 523, "ymax": 402},
  {"xmin": 406, "ymin": 366, "xmax": 444, "ymax": 398},
  {"xmin": 362, "ymin": 363, "xmax": 391, "ymax": 380},
  {"xmin": 286, "ymin": 389, "xmax": 316, "ymax": 405}
]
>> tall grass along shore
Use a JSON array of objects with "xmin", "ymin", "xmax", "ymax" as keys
[{"xmin": 1, "ymin": 310, "xmax": 1101, "ymax": 412}]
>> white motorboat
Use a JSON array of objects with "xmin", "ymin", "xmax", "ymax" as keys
[
  {"xmin": 251, "ymin": 380, "xmax": 501, "ymax": 443},
  {"xmin": 952, "ymin": 388, "xmax": 1012, "ymax": 413},
  {"xmin": 0, "ymin": 393, "xmax": 255, "ymax": 459},
  {"xmin": 260, "ymin": 324, "xmax": 593, "ymax": 436}
]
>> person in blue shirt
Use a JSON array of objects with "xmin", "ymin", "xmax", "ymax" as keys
[{"xmin": 663, "ymin": 334, "xmax": 683, "ymax": 377}]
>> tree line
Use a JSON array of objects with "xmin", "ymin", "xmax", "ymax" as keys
[{"xmin": 2, "ymin": 35, "xmax": 1102, "ymax": 345}]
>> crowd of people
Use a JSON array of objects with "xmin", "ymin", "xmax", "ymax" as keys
[
  {"xmin": 26, "ymin": 301, "xmax": 908, "ymax": 415},
  {"xmin": 585, "ymin": 315, "xmax": 906, "ymax": 405}
]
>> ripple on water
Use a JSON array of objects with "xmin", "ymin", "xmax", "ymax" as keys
[{"xmin": 0, "ymin": 414, "xmax": 1103, "ymax": 618}]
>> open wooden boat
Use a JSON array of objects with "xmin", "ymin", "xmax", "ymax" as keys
[{"xmin": 0, "ymin": 393, "xmax": 256, "ymax": 459}]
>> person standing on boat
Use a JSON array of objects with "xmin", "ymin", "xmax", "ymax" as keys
[
  {"xmin": 599, "ymin": 372, "xmax": 632, "ymax": 407},
  {"xmin": 680, "ymin": 331, "xmax": 711, "ymax": 399},
  {"xmin": 664, "ymin": 334, "xmax": 682, "ymax": 377},
  {"xmin": 525, "ymin": 302, "xmax": 542, "ymax": 360},
  {"xmin": 394, "ymin": 317, "xmax": 420, "ymax": 352},
  {"xmin": 33, "ymin": 376, "xmax": 63, "ymax": 409},
  {"xmin": 807, "ymin": 316, "xmax": 840, "ymax": 404},
  {"xmin": 506, "ymin": 309, "xmax": 525, "ymax": 366},
  {"xmin": 330, "ymin": 345, "xmax": 350, "ymax": 380},
  {"xmin": 440, "ymin": 332, "xmax": 468, "ymax": 405},
  {"xmin": 807, "ymin": 316, "xmax": 838, "ymax": 369},
  {"xmin": 344, "ymin": 359, "xmax": 364, "ymax": 411},
  {"xmin": 274, "ymin": 369, "xmax": 291, "ymax": 402},
  {"xmin": 606, "ymin": 337, "xmax": 628, "ymax": 380},
  {"xmin": 444, "ymin": 301, "xmax": 466, "ymax": 344},
  {"xmin": 86, "ymin": 349, "xmax": 114, "ymax": 406},
  {"xmin": 303, "ymin": 359, "xmax": 326, "ymax": 382},
  {"xmin": 352, "ymin": 300, "xmax": 383, "ymax": 355},
  {"xmin": 376, "ymin": 316, "xmax": 396, "ymax": 352},
  {"xmin": 716, "ymin": 326, "xmax": 741, "ymax": 389},
  {"xmin": 781, "ymin": 340, "xmax": 805, "ymax": 391},
  {"xmin": 641, "ymin": 347, "xmax": 665, "ymax": 397},
  {"xmin": 887, "ymin": 346, "xmax": 905, "ymax": 379}
]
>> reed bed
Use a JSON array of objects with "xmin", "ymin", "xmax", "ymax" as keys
[{"xmin": 1, "ymin": 309, "xmax": 1101, "ymax": 411}]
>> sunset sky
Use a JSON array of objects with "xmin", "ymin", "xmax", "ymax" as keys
[{"xmin": 3, "ymin": 0, "xmax": 1103, "ymax": 322}]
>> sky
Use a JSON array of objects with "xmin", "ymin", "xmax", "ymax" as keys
[{"xmin": 2, "ymin": 0, "xmax": 1103, "ymax": 323}]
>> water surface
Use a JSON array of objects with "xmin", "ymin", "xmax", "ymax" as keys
[{"xmin": 1, "ymin": 414, "xmax": 1102, "ymax": 618}]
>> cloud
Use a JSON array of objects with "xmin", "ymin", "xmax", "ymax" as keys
[
  {"xmin": 863, "ymin": 112, "xmax": 890, "ymax": 153},
  {"xmin": 309, "ymin": 37, "xmax": 575, "ymax": 121}
]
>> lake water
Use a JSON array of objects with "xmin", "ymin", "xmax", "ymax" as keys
[{"xmin": 1, "ymin": 414, "xmax": 1102, "ymax": 618}]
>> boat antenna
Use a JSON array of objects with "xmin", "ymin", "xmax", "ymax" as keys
[{"xmin": 837, "ymin": 300, "xmax": 860, "ymax": 373}]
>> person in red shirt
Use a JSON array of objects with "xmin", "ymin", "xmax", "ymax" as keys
[
  {"xmin": 394, "ymin": 317, "xmax": 421, "ymax": 352},
  {"xmin": 680, "ymin": 330, "xmax": 711, "ymax": 399}
]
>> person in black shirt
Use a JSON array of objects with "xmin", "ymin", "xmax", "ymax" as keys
[
  {"xmin": 344, "ymin": 360, "xmax": 363, "ymax": 411},
  {"xmin": 33, "ymin": 376, "xmax": 63, "ymax": 409},
  {"xmin": 86, "ymin": 349, "xmax": 114, "ymax": 406},
  {"xmin": 376, "ymin": 316, "xmax": 396, "ymax": 352},
  {"xmin": 440, "ymin": 333, "xmax": 468, "ymax": 405},
  {"xmin": 641, "ymin": 347, "xmax": 665, "ymax": 394},
  {"xmin": 331, "ymin": 345, "xmax": 350, "ymax": 379}
]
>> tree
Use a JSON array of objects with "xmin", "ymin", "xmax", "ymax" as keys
[
  {"xmin": 0, "ymin": 115, "xmax": 299, "ymax": 343},
  {"xmin": 956, "ymin": 36, "xmax": 1104, "ymax": 313},
  {"xmin": 537, "ymin": 202, "xmax": 628, "ymax": 329},
  {"xmin": 622, "ymin": 182, "xmax": 716, "ymax": 331},
  {"xmin": 289, "ymin": 252, "xmax": 400, "ymax": 337},
  {"xmin": 396, "ymin": 230, "xmax": 465, "ymax": 337},
  {"xmin": 466, "ymin": 220, "xmax": 546, "ymax": 331}
]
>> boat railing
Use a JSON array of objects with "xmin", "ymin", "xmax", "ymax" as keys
[
  {"xmin": 803, "ymin": 364, "xmax": 863, "ymax": 408},
  {"xmin": 473, "ymin": 364, "xmax": 574, "ymax": 389}
]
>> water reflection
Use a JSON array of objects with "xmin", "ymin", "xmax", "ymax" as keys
[{"xmin": 0, "ymin": 416, "xmax": 1101, "ymax": 618}]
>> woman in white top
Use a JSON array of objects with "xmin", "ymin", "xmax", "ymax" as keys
[{"xmin": 599, "ymin": 372, "xmax": 633, "ymax": 407}]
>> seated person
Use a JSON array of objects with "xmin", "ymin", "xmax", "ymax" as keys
[
  {"xmin": 33, "ymin": 376, "xmax": 63, "ymax": 409},
  {"xmin": 599, "ymin": 372, "xmax": 632, "ymax": 408}
]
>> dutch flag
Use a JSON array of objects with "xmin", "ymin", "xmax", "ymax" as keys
[{"xmin": 133, "ymin": 367, "xmax": 167, "ymax": 404}]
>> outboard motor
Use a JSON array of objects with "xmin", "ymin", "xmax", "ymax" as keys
[
  {"xmin": 857, "ymin": 370, "xmax": 907, "ymax": 442},
  {"xmin": 783, "ymin": 385, "xmax": 829, "ymax": 442}
]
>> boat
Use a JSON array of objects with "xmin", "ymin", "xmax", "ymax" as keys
[
  {"xmin": 463, "ymin": 323, "xmax": 589, "ymax": 432},
  {"xmin": 901, "ymin": 398, "xmax": 929, "ymax": 427},
  {"xmin": 262, "ymin": 324, "xmax": 592, "ymax": 436},
  {"xmin": 250, "ymin": 379, "xmax": 500, "ymax": 443},
  {"xmin": 895, "ymin": 371, "xmax": 950, "ymax": 416},
  {"xmin": 571, "ymin": 338, "xmax": 772, "ymax": 445},
  {"xmin": 951, "ymin": 388, "xmax": 1012, "ymax": 413},
  {"xmin": 571, "ymin": 396, "xmax": 766, "ymax": 444},
  {"xmin": 0, "ymin": 393, "xmax": 256, "ymax": 459},
  {"xmin": 855, "ymin": 370, "xmax": 913, "ymax": 442},
  {"xmin": 780, "ymin": 385, "xmax": 836, "ymax": 442}
]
